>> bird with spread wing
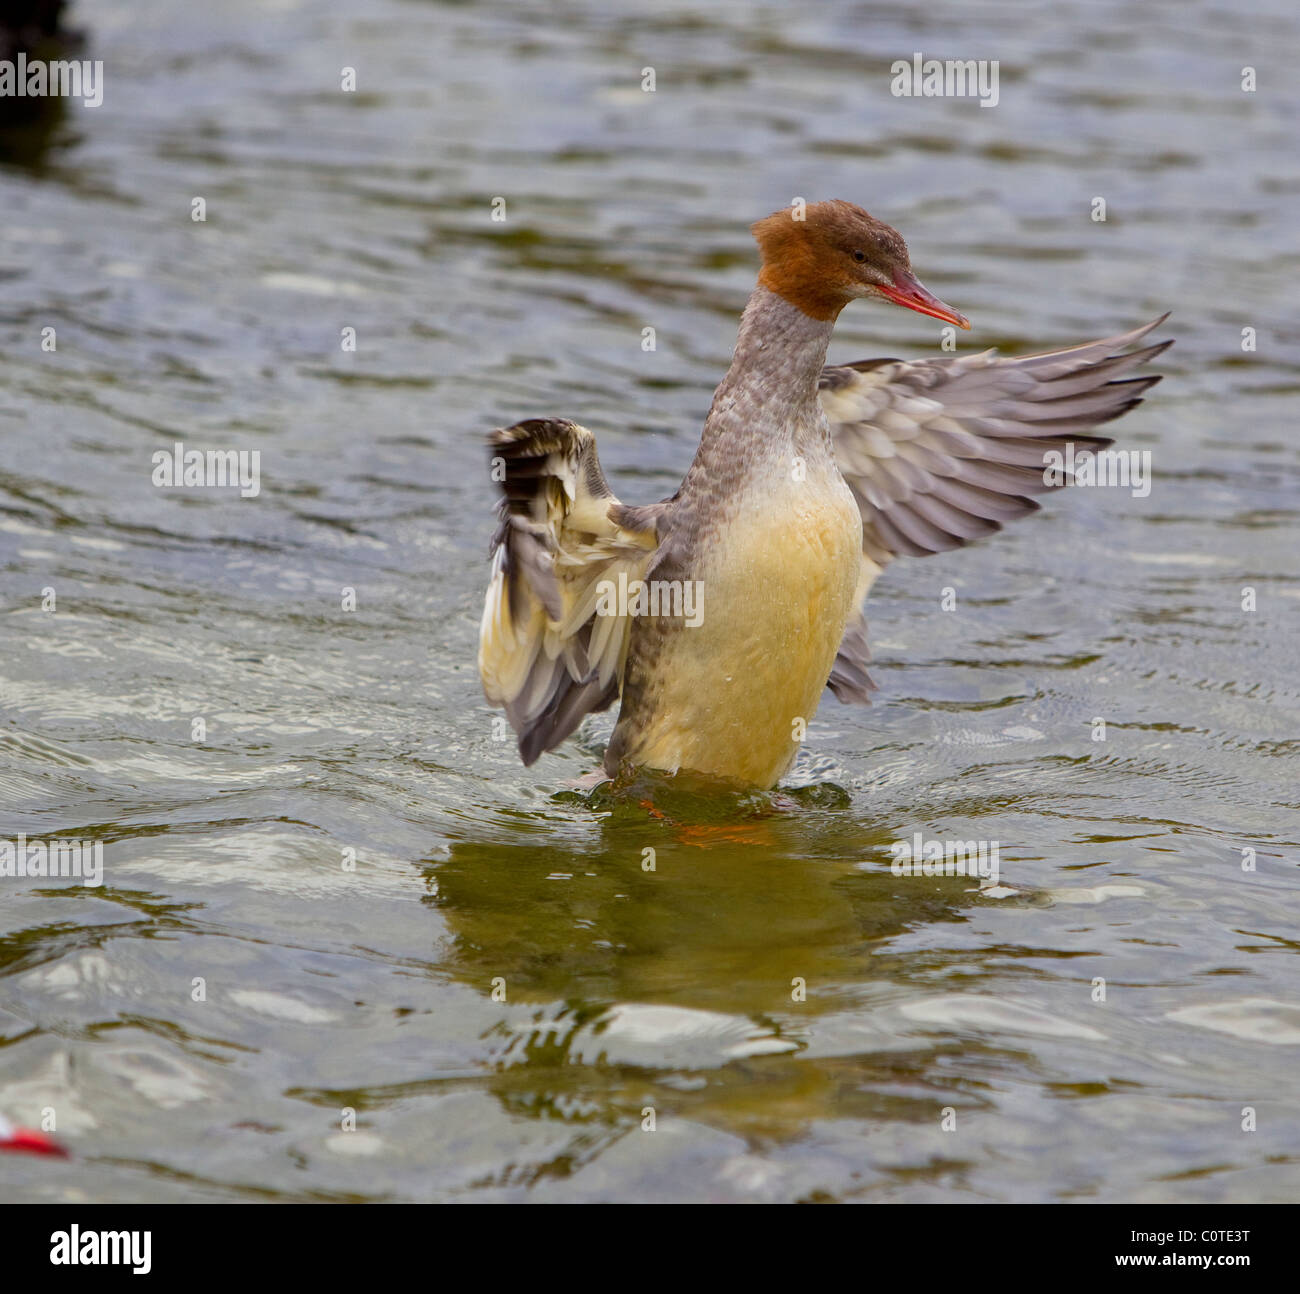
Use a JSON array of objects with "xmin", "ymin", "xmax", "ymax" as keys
[{"xmin": 480, "ymin": 201, "xmax": 1169, "ymax": 789}]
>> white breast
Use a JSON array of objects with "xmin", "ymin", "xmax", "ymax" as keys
[{"xmin": 622, "ymin": 466, "xmax": 862, "ymax": 787}]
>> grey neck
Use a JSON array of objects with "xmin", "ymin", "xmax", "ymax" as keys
[{"xmin": 693, "ymin": 286, "xmax": 837, "ymax": 465}]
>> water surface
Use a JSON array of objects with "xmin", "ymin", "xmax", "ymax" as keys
[{"xmin": 0, "ymin": 0, "xmax": 1297, "ymax": 1202}]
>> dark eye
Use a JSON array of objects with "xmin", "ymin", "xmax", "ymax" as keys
[{"xmin": 852, "ymin": 250, "xmax": 866, "ymax": 263}]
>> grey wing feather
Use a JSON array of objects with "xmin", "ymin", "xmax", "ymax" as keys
[
  {"xmin": 479, "ymin": 419, "xmax": 659, "ymax": 763},
  {"xmin": 820, "ymin": 315, "xmax": 1171, "ymax": 702}
]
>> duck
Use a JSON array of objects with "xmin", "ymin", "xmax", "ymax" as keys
[{"xmin": 479, "ymin": 200, "xmax": 1169, "ymax": 790}]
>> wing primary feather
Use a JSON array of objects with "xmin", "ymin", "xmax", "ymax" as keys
[
  {"xmin": 823, "ymin": 316, "xmax": 1170, "ymax": 692},
  {"xmin": 479, "ymin": 417, "xmax": 660, "ymax": 764}
]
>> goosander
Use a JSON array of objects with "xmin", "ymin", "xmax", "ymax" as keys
[{"xmin": 479, "ymin": 200, "xmax": 1169, "ymax": 789}]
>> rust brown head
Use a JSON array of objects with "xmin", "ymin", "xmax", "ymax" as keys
[{"xmin": 751, "ymin": 199, "xmax": 969, "ymax": 328}]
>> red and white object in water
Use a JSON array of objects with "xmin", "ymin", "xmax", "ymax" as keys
[{"xmin": 0, "ymin": 1112, "xmax": 68, "ymax": 1156}]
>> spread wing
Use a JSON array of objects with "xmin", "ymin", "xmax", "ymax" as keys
[
  {"xmin": 479, "ymin": 418, "xmax": 660, "ymax": 764},
  {"xmin": 820, "ymin": 315, "xmax": 1171, "ymax": 702}
]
